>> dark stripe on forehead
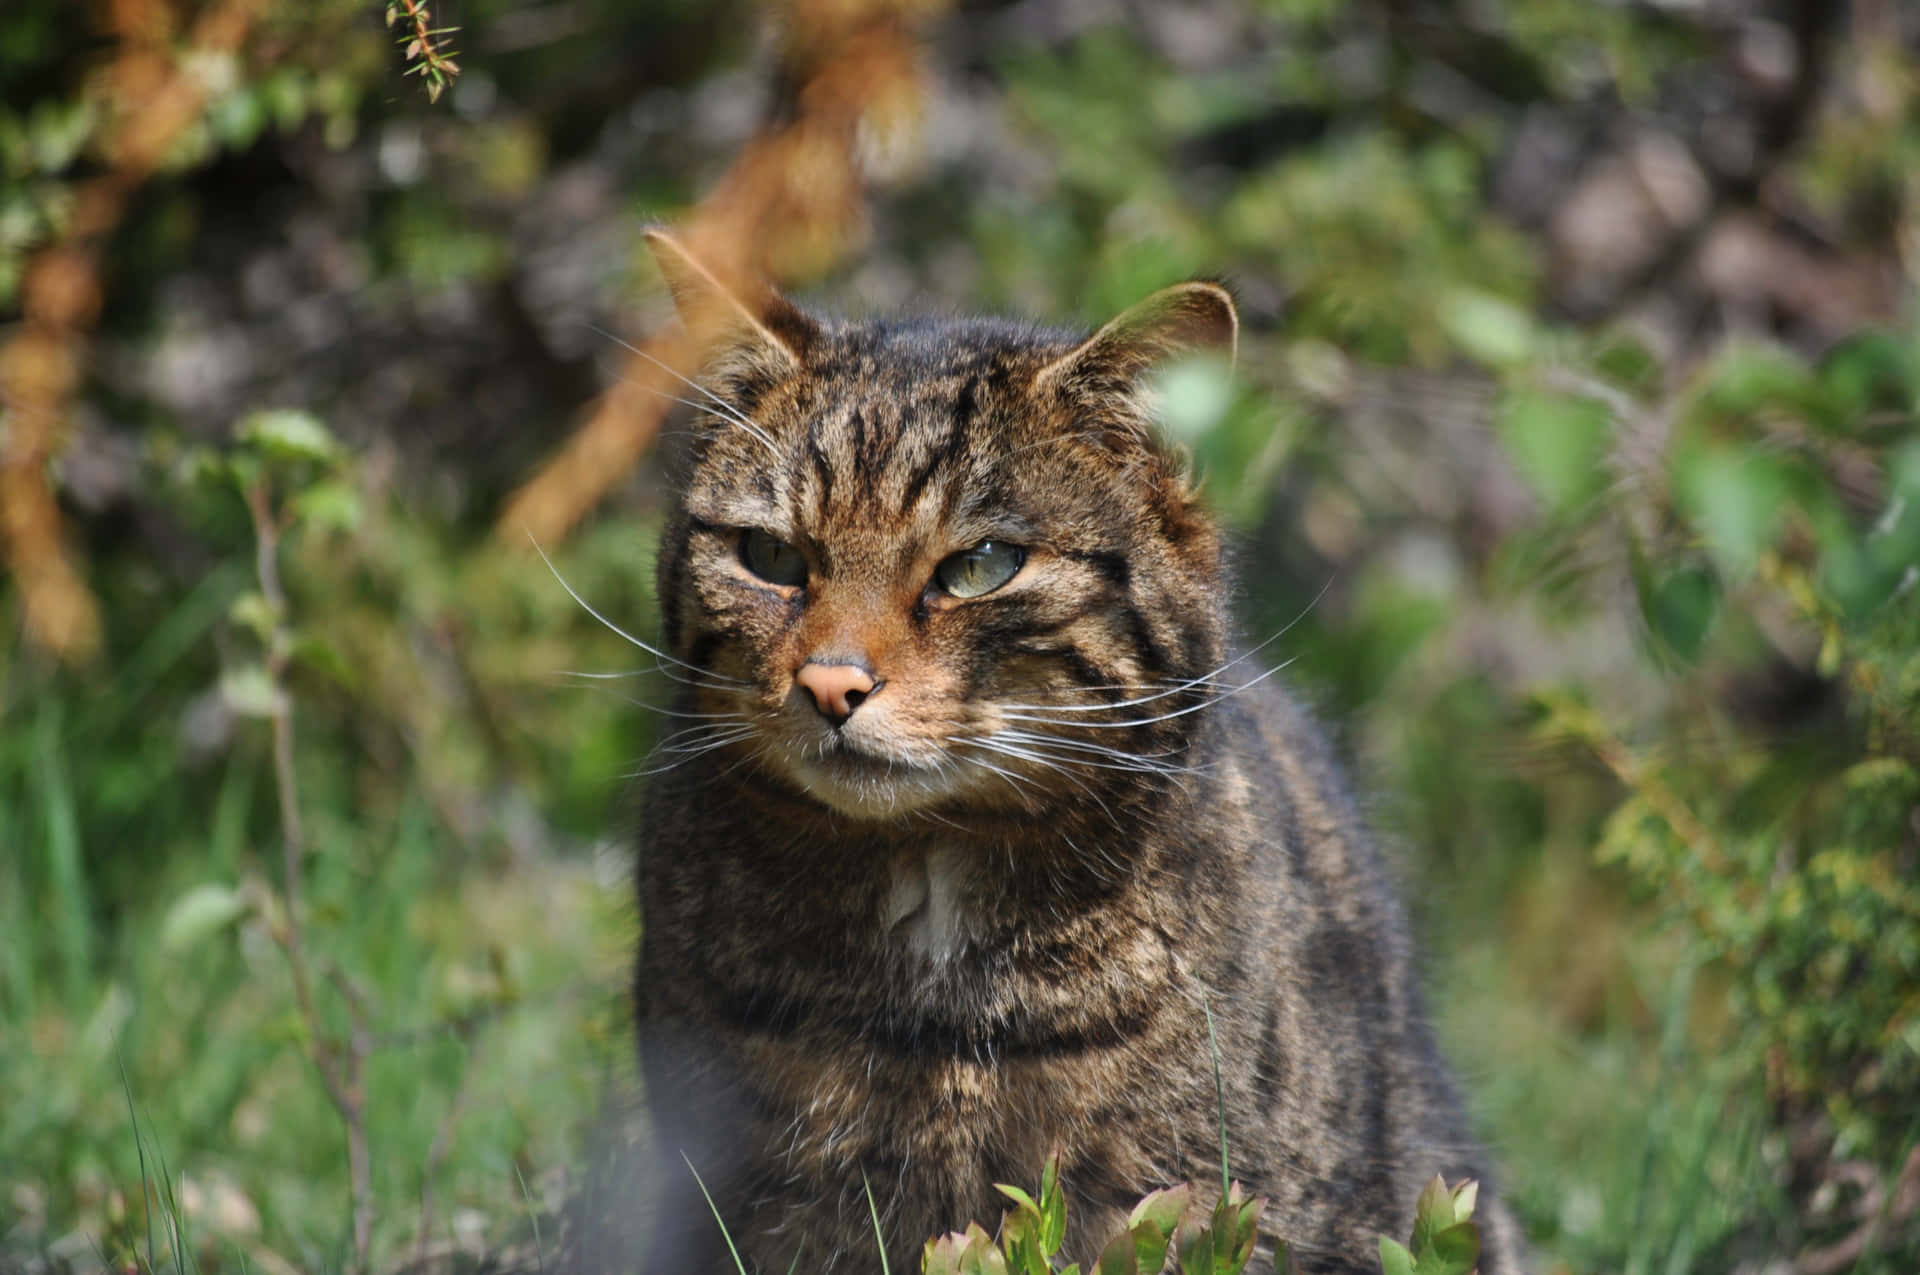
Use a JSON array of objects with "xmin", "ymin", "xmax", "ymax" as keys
[
  {"xmin": 897, "ymin": 378, "xmax": 977, "ymax": 516},
  {"xmin": 860, "ymin": 403, "xmax": 904, "ymax": 483},
  {"xmin": 849, "ymin": 404, "xmax": 867, "ymax": 479},
  {"xmin": 719, "ymin": 368, "xmax": 775, "ymax": 424},
  {"xmin": 806, "ymin": 422, "xmax": 834, "ymax": 512}
]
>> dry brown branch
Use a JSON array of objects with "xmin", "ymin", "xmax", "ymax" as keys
[
  {"xmin": 0, "ymin": 0, "xmax": 264, "ymax": 663},
  {"xmin": 496, "ymin": 0, "xmax": 949, "ymax": 547}
]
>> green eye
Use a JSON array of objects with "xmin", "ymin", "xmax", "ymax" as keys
[
  {"xmin": 934, "ymin": 541, "xmax": 1026, "ymax": 599},
  {"xmin": 740, "ymin": 529, "xmax": 807, "ymax": 587}
]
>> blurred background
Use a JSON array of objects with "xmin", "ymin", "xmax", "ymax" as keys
[{"xmin": 2, "ymin": 0, "xmax": 1918, "ymax": 1271}]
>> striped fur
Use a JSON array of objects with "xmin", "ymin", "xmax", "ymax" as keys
[{"xmin": 631, "ymin": 233, "xmax": 1527, "ymax": 1274}]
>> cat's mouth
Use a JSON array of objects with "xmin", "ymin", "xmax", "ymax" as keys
[{"xmin": 780, "ymin": 730, "xmax": 995, "ymax": 819}]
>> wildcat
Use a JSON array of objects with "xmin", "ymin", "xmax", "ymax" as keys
[{"xmin": 628, "ymin": 230, "xmax": 1527, "ymax": 1274}]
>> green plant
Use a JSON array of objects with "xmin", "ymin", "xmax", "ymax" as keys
[
  {"xmin": 1378, "ymin": 1177, "xmax": 1481, "ymax": 1275},
  {"xmin": 919, "ymin": 1154, "xmax": 1267, "ymax": 1275},
  {"xmin": 385, "ymin": 1, "xmax": 462, "ymax": 103}
]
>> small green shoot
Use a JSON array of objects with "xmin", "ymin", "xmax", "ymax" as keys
[
  {"xmin": 931, "ymin": 1155, "xmax": 1267, "ymax": 1275},
  {"xmin": 1378, "ymin": 1175, "xmax": 1480, "ymax": 1275}
]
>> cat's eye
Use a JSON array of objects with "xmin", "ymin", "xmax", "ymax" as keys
[
  {"xmin": 740, "ymin": 529, "xmax": 808, "ymax": 587},
  {"xmin": 933, "ymin": 541, "xmax": 1026, "ymax": 599}
]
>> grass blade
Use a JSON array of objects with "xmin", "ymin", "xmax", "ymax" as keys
[
  {"xmin": 684, "ymin": 1153, "xmax": 749, "ymax": 1275},
  {"xmin": 863, "ymin": 1169, "xmax": 892, "ymax": 1275},
  {"xmin": 34, "ymin": 700, "xmax": 90, "ymax": 1007}
]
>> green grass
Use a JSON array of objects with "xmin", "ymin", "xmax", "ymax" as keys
[{"xmin": 0, "ymin": 530, "xmax": 642, "ymax": 1272}]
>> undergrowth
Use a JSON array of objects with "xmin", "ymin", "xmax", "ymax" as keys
[{"xmin": 5, "ymin": 1, "xmax": 1920, "ymax": 1272}]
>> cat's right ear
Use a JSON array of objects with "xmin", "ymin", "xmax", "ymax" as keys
[
  {"xmin": 1034, "ymin": 280, "xmax": 1239, "ymax": 397},
  {"xmin": 645, "ymin": 230, "xmax": 818, "ymax": 370}
]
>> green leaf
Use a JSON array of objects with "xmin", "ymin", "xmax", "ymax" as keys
[
  {"xmin": 1091, "ymin": 1229, "xmax": 1139, "ymax": 1275},
  {"xmin": 1409, "ymin": 1176, "xmax": 1453, "ymax": 1255},
  {"xmin": 1174, "ymin": 1218, "xmax": 1214, "ymax": 1275},
  {"xmin": 1127, "ymin": 1184, "xmax": 1189, "ymax": 1272},
  {"xmin": 1038, "ymin": 1154, "xmax": 1067, "ymax": 1255},
  {"xmin": 219, "ymin": 665, "xmax": 288, "ymax": 719},
  {"xmin": 1131, "ymin": 1222, "xmax": 1174, "ymax": 1275},
  {"xmin": 1000, "ymin": 1207, "xmax": 1046, "ymax": 1275},
  {"xmin": 1815, "ymin": 331, "xmax": 1915, "ymax": 432},
  {"xmin": 1447, "ymin": 1181, "xmax": 1477, "ymax": 1222},
  {"xmin": 995, "ymin": 1185, "xmax": 1040, "ymax": 1216},
  {"xmin": 228, "ymin": 592, "xmax": 280, "ymax": 644},
  {"xmin": 1643, "ymin": 564, "xmax": 1719, "ymax": 662},
  {"xmin": 1674, "ymin": 445, "xmax": 1791, "ymax": 578},
  {"xmin": 1427, "ymin": 1222, "xmax": 1480, "ymax": 1275},
  {"xmin": 957, "ymin": 1223, "xmax": 1008, "ymax": 1275},
  {"xmin": 1215, "ymin": 1193, "xmax": 1262, "ymax": 1273},
  {"xmin": 223, "ymin": 452, "xmax": 263, "ymax": 492},
  {"xmin": 1697, "ymin": 344, "xmax": 1819, "ymax": 423},
  {"xmin": 288, "ymin": 635, "xmax": 356, "ymax": 690},
  {"xmin": 237, "ymin": 409, "xmax": 343, "ymax": 466},
  {"xmin": 159, "ymin": 883, "xmax": 252, "ymax": 953},
  {"xmin": 922, "ymin": 1234, "xmax": 964, "ymax": 1275},
  {"xmin": 1441, "ymin": 289, "xmax": 1535, "ymax": 366},
  {"xmin": 1127, "ymin": 1184, "xmax": 1190, "ymax": 1236},
  {"xmin": 290, "ymin": 478, "xmax": 362, "ymax": 534},
  {"xmin": 1378, "ymin": 1238, "xmax": 1416, "ymax": 1275},
  {"xmin": 209, "ymin": 88, "xmax": 267, "ymax": 151},
  {"xmin": 1497, "ymin": 387, "xmax": 1612, "ymax": 513}
]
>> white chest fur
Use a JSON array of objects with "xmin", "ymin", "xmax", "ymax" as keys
[{"xmin": 881, "ymin": 847, "xmax": 973, "ymax": 962}]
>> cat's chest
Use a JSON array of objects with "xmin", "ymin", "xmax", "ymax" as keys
[{"xmin": 880, "ymin": 846, "xmax": 979, "ymax": 963}]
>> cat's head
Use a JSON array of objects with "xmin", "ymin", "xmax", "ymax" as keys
[{"xmin": 647, "ymin": 231, "xmax": 1238, "ymax": 820}]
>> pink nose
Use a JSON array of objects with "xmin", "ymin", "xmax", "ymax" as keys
[{"xmin": 795, "ymin": 662, "xmax": 878, "ymax": 724}]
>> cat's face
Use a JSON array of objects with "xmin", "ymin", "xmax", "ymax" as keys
[{"xmin": 648, "ymin": 234, "xmax": 1236, "ymax": 820}]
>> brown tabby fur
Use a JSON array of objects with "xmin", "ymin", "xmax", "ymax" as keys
[{"xmin": 630, "ymin": 232, "xmax": 1527, "ymax": 1274}]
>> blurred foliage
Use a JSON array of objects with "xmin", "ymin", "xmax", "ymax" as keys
[{"xmin": 4, "ymin": 0, "xmax": 1920, "ymax": 1272}]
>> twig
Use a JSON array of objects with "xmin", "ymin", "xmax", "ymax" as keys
[
  {"xmin": 244, "ymin": 479, "xmax": 375, "ymax": 1273},
  {"xmin": 386, "ymin": 0, "xmax": 461, "ymax": 102}
]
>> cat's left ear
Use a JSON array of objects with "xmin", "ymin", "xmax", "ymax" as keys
[
  {"xmin": 645, "ymin": 229, "xmax": 820, "ymax": 370},
  {"xmin": 1036, "ymin": 281, "xmax": 1238, "ymax": 394}
]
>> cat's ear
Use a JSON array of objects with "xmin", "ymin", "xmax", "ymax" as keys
[
  {"xmin": 1036, "ymin": 281, "xmax": 1238, "ymax": 394},
  {"xmin": 645, "ymin": 229, "xmax": 819, "ymax": 369}
]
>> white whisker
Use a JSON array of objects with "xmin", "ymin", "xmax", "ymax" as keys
[
  {"xmin": 993, "ymin": 578, "xmax": 1332, "ymax": 717},
  {"xmin": 977, "ymin": 733, "xmax": 1200, "ymax": 792},
  {"xmin": 592, "ymin": 323, "xmax": 782, "ymax": 457},
  {"xmin": 1001, "ymin": 657, "xmax": 1293, "ymax": 731},
  {"xmin": 528, "ymin": 535, "xmax": 751, "ymax": 690},
  {"xmin": 959, "ymin": 738, "xmax": 1115, "ymax": 819}
]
